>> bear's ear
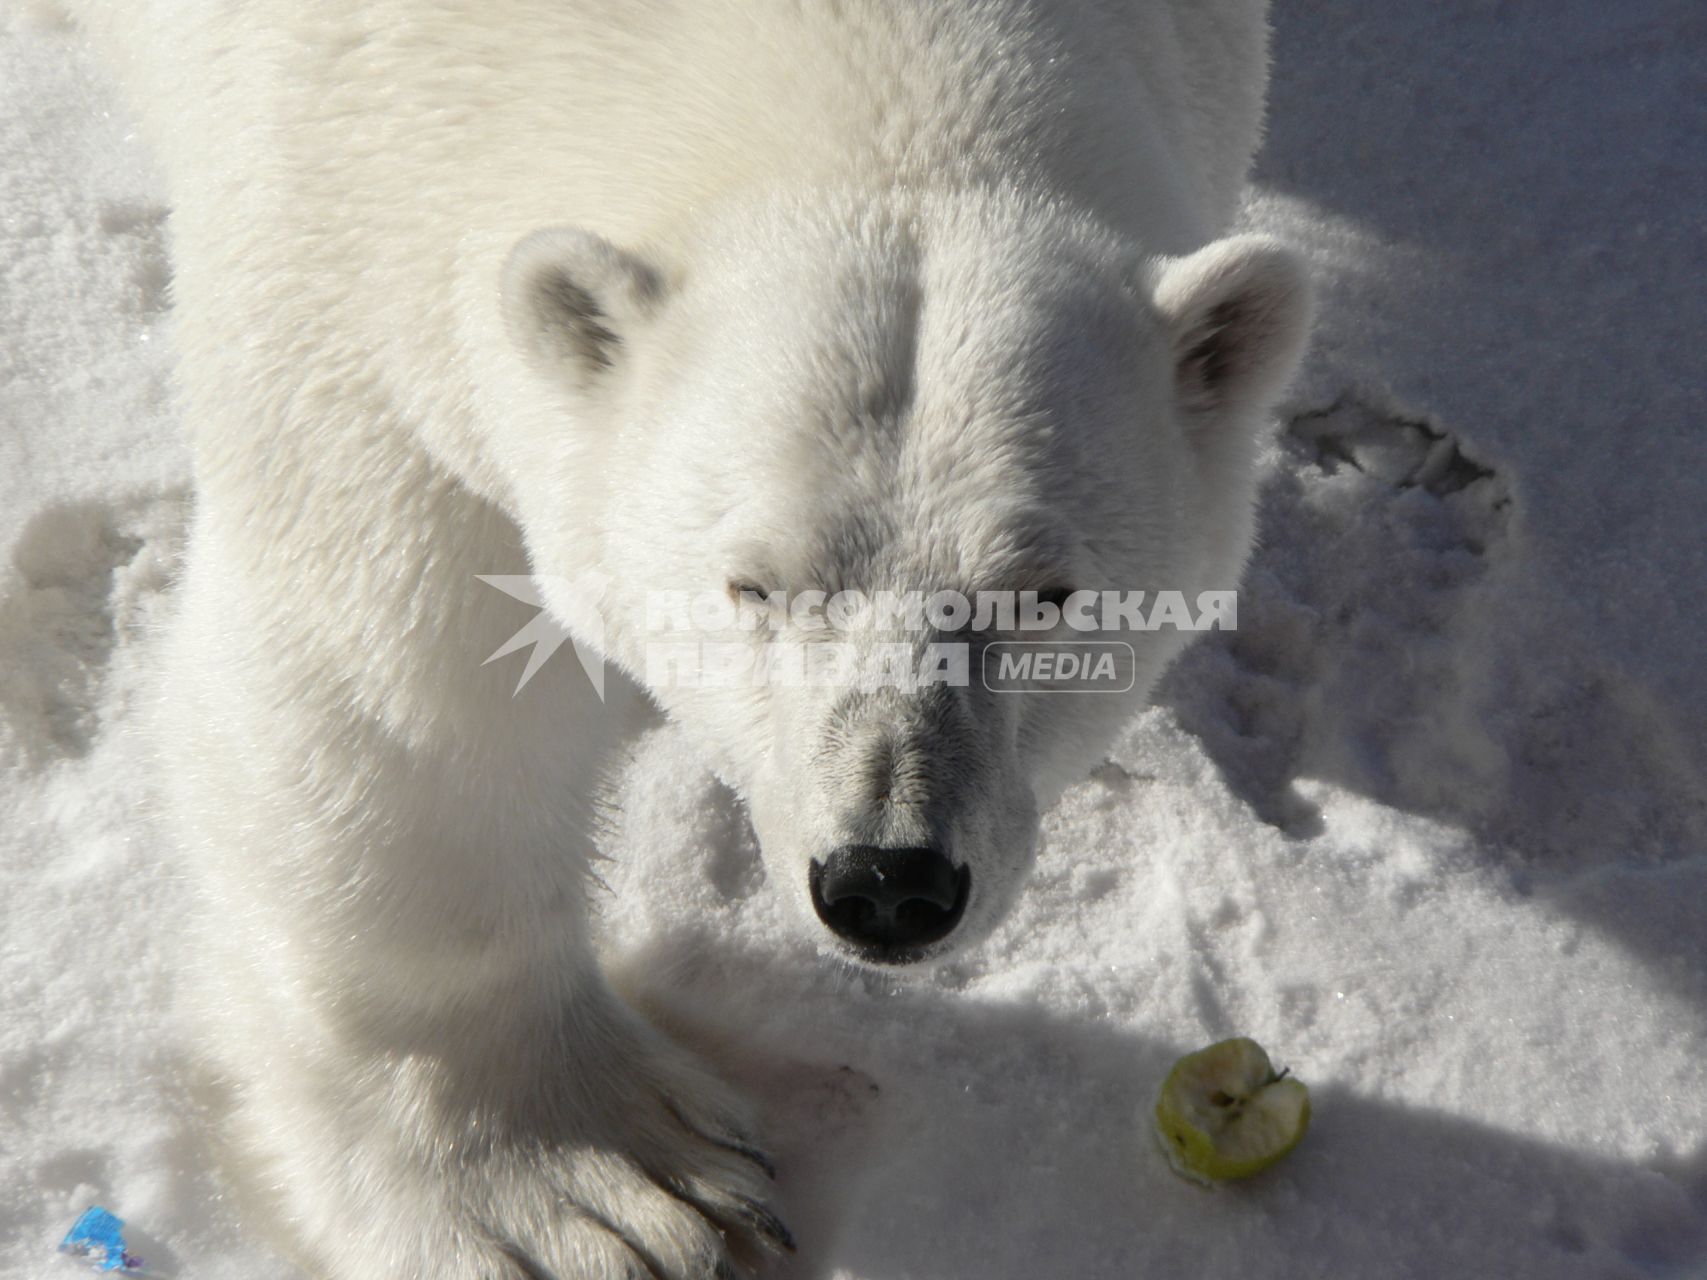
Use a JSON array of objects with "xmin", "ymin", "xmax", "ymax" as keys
[
  {"xmin": 1152, "ymin": 235, "xmax": 1312, "ymax": 423},
  {"xmin": 501, "ymin": 227, "xmax": 665, "ymax": 385}
]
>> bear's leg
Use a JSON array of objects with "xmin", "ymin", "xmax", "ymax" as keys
[{"xmin": 157, "ymin": 500, "xmax": 789, "ymax": 1279}]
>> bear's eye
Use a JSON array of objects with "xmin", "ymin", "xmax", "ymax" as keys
[
  {"xmin": 727, "ymin": 579, "xmax": 772, "ymax": 606},
  {"xmin": 1035, "ymin": 586, "xmax": 1075, "ymax": 611}
]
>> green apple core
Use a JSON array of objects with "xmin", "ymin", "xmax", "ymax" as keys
[{"xmin": 1154, "ymin": 1037, "xmax": 1311, "ymax": 1184}]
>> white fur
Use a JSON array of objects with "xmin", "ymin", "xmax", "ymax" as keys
[{"xmin": 67, "ymin": 0, "xmax": 1309, "ymax": 1274}]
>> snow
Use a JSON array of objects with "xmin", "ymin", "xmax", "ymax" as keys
[{"xmin": 3, "ymin": 4, "xmax": 1705, "ymax": 1277}]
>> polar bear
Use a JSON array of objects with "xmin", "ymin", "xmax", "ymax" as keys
[{"xmin": 67, "ymin": 0, "xmax": 1309, "ymax": 1274}]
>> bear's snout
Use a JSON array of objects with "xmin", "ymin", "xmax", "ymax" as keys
[{"xmin": 808, "ymin": 844, "xmax": 970, "ymax": 964}]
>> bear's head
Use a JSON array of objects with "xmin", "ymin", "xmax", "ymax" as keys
[{"xmin": 496, "ymin": 190, "xmax": 1310, "ymax": 967}]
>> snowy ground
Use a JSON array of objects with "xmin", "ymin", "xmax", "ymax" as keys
[{"xmin": 3, "ymin": 3, "xmax": 1705, "ymax": 1277}]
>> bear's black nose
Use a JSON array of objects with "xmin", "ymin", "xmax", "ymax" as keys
[{"xmin": 809, "ymin": 845, "xmax": 970, "ymax": 962}]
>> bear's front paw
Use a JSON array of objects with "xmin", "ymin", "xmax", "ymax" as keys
[
  {"xmin": 472, "ymin": 1032, "xmax": 794, "ymax": 1280},
  {"xmin": 474, "ymin": 1064, "xmax": 792, "ymax": 1280},
  {"xmin": 267, "ymin": 996, "xmax": 792, "ymax": 1279}
]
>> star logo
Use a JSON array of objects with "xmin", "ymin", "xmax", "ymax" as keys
[{"xmin": 476, "ymin": 573, "xmax": 608, "ymax": 699}]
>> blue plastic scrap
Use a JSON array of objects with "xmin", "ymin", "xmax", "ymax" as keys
[{"xmin": 58, "ymin": 1206, "xmax": 144, "ymax": 1273}]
